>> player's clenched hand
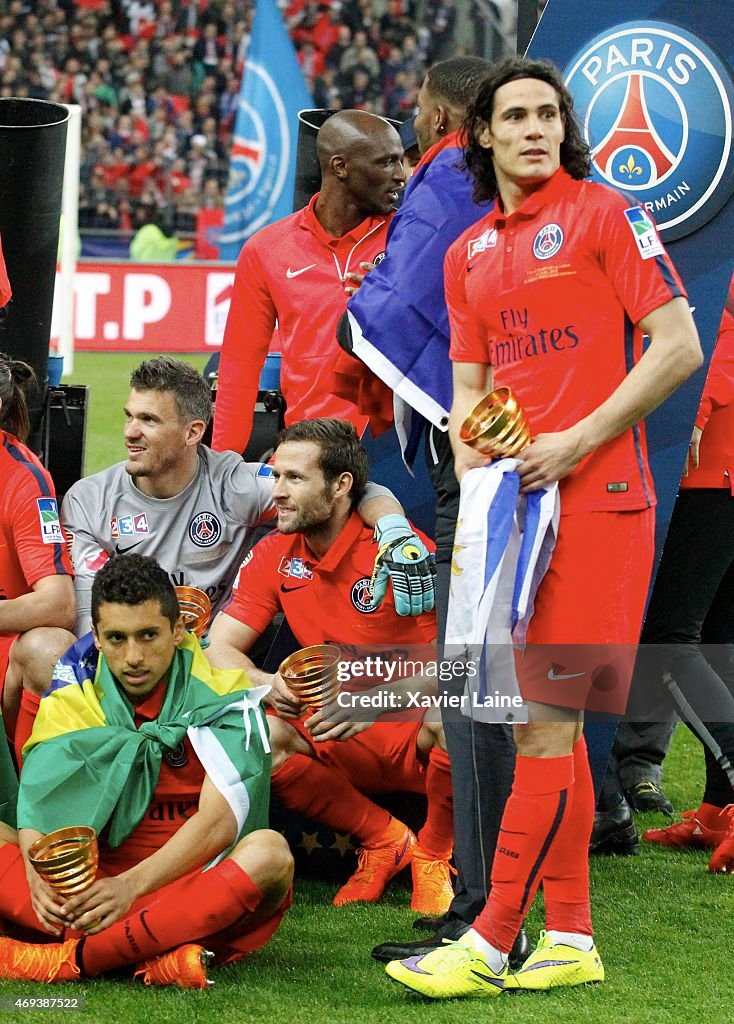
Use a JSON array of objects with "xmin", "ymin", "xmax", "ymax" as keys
[
  {"xmin": 516, "ymin": 429, "xmax": 586, "ymax": 491},
  {"xmin": 61, "ymin": 875, "xmax": 136, "ymax": 935},
  {"xmin": 265, "ymin": 671, "xmax": 305, "ymax": 719},
  {"xmin": 370, "ymin": 514, "xmax": 436, "ymax": 616},
  {"xmin": 305, "ymin": 705, "xmax": 375, "ymax": 743},
  {"xmin": 26, "ymin": 866, "xmax": 67, "ymax": 936}
]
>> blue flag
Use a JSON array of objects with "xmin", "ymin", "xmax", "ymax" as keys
[{"xmin": 219, "ymin": 0, "xmax": 314, "ymax": 260}]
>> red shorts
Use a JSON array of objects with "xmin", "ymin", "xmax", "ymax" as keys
[
  {"xmin": 515, "ymin": 508, "xmax": 655, "ymax": 713},
  {"xmin": 291, "ymin": 718, "xmax": 427, "ymax": 795}
]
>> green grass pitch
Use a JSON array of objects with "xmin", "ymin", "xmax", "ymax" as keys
[{"xmin": 1, "ymin": 352, "xmax": 731, "ymax": 1023}]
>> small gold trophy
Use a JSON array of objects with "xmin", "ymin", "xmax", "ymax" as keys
[
  {"xmin": 28, "ymin": 826, "xmax": 99, "ymax": 898},
  {"xmin": 175, "ymin": 586, "xmax": 212, "ymax": 639},
  {"xmin": 459, "ymin": 386, "xmax": 531, "ymax": 458},
  {"xmin": 278, "ymin": 644, "xmax": 342, "ymax": 709}
]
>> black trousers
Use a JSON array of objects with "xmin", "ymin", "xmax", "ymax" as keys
[
  {"xmin": 426, "ymin": 424, "xmax": 515, "ymax": 923},
  {"xmin": 639, "ymin": 488, "xmax": 734, "ymax": 806}
]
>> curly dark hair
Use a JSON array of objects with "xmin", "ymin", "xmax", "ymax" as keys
[
  {"xmin": 91, "ymin": 553, "xmax": 180, "ymax": 628},
  {"xmin": 276, "ymin": 418, "xmax": 368, "ymax": 508},
  {"xmin": 130, "ymin": 356, "xmax": 212, "ymax": 426},
  {"xmin": 463, "ymin": 56, "xmax": 591, "ymax": 204}
]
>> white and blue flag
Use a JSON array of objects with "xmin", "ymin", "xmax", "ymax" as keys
[
  {"xmin": 219, "ymin": 0, "xmax": 313, "ymax": 260},
  {"xmin": 446, "ymin": 460, "xmax": 560, "ymax": 723}
]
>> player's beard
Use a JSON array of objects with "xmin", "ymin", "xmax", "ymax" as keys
[
  {"xmin": 126, "ymin": 447, "xmax": 180, "ymax": 481},
  {"xmin": 277, "ymin": 487, "xmax": 335, "ymax": 537}
]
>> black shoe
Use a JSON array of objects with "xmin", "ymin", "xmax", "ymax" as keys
[
  {"xmin": 371, "ymin": 919, "xmax": 530, "ymax": 971},
  {"xmin": 625, "ymin": 780, "xmax": 674, "ymax": 815},
  {"xmin": 590, "ymin": 798, "xmax": 640, "ymax": 855},
  {"xmin": 508, "ymin": 926, "xmax": 530, "ymax": 970},
  {"xmin": 412, "ymin": 912, "xmax": 451, "ymax": 932},
  {"xmin": 371, "ymin": 916, "xmax": 469, "ymax": 963}
]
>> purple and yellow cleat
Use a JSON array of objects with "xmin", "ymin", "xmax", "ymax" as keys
[{"xmin": 385, "ymin": 935, "xmax": 507, "ymax": 999}]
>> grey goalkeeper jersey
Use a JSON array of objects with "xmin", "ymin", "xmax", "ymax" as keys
[{"xmin": 61, "ymin": 447, "xmax": 276, "ymax": 635}]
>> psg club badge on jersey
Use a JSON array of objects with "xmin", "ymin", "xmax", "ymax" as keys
[
  {"xmin": 351, "ymin": 577, "xmax": 378, "ymax": 614},
  {"xmin": 189, "ymin": 511, "xmax": 222, "ymax": 547}
]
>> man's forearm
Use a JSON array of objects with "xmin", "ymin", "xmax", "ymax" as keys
[
  {"xmin": 118, "ymin": 805, "xmax": 237, "ymax": 903},
  {"xmin": 18, "ymin": 828, "xmax": 44, "ymax": 881},
  {"xmin": 357, "ymin": 483, "xmax": 404, "ymax": 526},
  {"xmin": 206, "ymin": 638, "xmax": 273, "ymax": 688},
  {"xmin": 0, "ymin": 588, "xmax": 75, "ymax": 634}
]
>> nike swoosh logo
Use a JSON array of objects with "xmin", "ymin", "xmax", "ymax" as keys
[
  {"xmin": 470, "ymin": 969, "xmax": 504, "ymax": 987},
  {"xmin": 394, "ymin": 836, "xmax": 410, "ymax": 866},
  {"xmin": 281, "ymin": 582, "xmax": 310, "ymax": 592},
  {"xmin": 115, "ymin": 542, "xmax": 144, "ymax": 554},
  {"xmin": 547, "ymin": 669, "xmax": 585, "ymax": 680},
  {"xmin": 286, "ymin": 264, "xmax": 316, "ymax": 278}
]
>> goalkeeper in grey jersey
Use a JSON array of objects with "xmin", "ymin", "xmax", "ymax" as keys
[{"xmin": 62, "ymin": 357, "xmax": 435, "ymax": 638}]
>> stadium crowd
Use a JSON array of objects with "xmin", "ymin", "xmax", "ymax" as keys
[{"xmin": 0, "ymin": 0, "xmax": 506, "ymax": 233}]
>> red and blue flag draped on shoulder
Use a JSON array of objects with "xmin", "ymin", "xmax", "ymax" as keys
[{"xmin": 346, "ymin": 134, "xmax": 492, "ymax": 464}]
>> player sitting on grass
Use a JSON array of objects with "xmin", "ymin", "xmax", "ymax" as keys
[
  {"xmin": 208, "ymin": 418, "xmax": 454, "ymax": 916},
  {"xmin": 0, "ymin": 554, "xmax": 292, "ymax": 989}
]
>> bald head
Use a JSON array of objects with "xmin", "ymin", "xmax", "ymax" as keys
[
  {"xmin": 316, "ymin": 110, "xmax": 402, "ymax": 171},
  {"xmin": 315, "ymin": 109, "xmax": 405, "ymax": 220}
]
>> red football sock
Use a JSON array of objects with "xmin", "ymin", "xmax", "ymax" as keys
[
  {"xmin": 542, "ymin": 737, "xmax": 594, "ymax": 936},
  {"xmin": 0, "ymin": 842, "xmax": 47, "ymax": 933},
  {"xmin": 81, "ymin": 859, "xmax": 262, "ymax": 976},
  {"xmin": 417, "ymin": 746, "xmax": 453, "ymax": 859},
  {"xmin": 13, "ymin": 690, "xmax": 40, "ymax": 770},
  {"xmin": 472, "ymin": 753, "xmax": 574, "ymax": 954},
  {"xmin": 272, "ymin": 754, "xmax": 391, "ymax": 845}
]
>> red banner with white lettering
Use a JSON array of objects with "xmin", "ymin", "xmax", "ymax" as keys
[{"xmin": 51, "ymin": 262, "xmax": 237, "ymax": 352}]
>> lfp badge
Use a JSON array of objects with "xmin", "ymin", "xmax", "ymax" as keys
[{"xmin": 565, "ymin": 22, "xmax": 734, "ymax": 241}]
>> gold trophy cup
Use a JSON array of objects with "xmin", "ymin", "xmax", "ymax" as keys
[
  {"xmin": 28, "ymin": 826, "xmax": 99, "ymax": 898},
  {"xmin": 459, "ymin": 386, "xmax": 531, "ymax": 458},
  {"xmin": 175, "ymin": 585, "xmax": 212, "ymax": 639},
  {"xmin": 278, "ymin": 644, "xmax": 342, "ymax": 709}
]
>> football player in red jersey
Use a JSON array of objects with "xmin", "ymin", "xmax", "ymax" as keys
[
  {"xmin": 0, "ymin": 554, "xmax": 291, "ymax": 989},
  {"xmin": 209, "ymin": 418, "xmax": 454, "ymax": 916},
  {"xmin": 0, "ymin": 353, "xmax": 75, "ymax": 768},
  {"xmin": 212, "ymin": 110, "xmax": 405, "ymax": 455},
  {"xmin": 385, "ymin": 55, "xmax": 702, "ymax": 999}
]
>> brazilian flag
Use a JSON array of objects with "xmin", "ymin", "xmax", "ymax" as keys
[{"xmin": 17, "ymin": 633, "xmax": 271, "ymax": 853}]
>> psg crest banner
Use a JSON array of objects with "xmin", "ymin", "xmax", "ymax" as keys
[
  {"xmin": 528, "ymin": 0, "xmax": 734, "ymax": 551},
  {"xmin": 219, "ymin": 0, "xmax": 313, "ymax": 261}
]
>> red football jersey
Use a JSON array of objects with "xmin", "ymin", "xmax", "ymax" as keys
[
  {"xmin": 445, "ymin": 168, "xmax": 687, "ymax": 513},
  {"xmin": 225, "ymin": 510, "xmax": 436, "ymax": 647},
  {"xmin": 682, "ymin": 275, "xmax": 734, "ymax": 491},
  {"xmin": 213, "ymin": 194, "xmax": 392, "ymax": 453},
  {"xmin": 0, "ymin": 430, "xmax": 72, "ymax": 607}
]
